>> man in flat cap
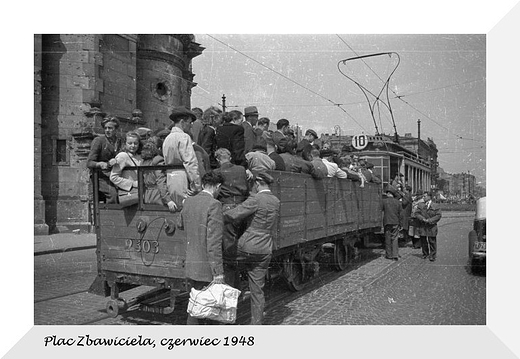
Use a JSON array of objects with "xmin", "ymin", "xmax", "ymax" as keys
[
  {"xmin": 162, "ymin": 106, "xmax": 202, "ymax": 210},
  {"xmin": 296, "ymin": 129, "xmax": 318, "ymax": 161},
  {"xmin": 243, "ymin": 106, "xmax": 259, "ymax": 154},
  {"xmin": 224, "ymin": 172, "xmax": 280, "ymax": 325}
]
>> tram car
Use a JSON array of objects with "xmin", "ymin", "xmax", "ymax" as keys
[
  {"xmin": 89, "ymin": 166, "xmax": 382, "ymax": 317},
  {"xmin": 349, "ymin": 133, "xmax": 436, "ymax": 193}
]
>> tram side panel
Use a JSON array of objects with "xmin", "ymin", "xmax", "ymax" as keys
[
  {"xmin": 98, "ymin": 208, "xmax": 187, "ymax": 281},
  {"xmin": 269, "ymin": 171, "xmax": 381, "ymax": 251}
]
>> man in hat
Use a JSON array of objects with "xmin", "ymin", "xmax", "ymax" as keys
[
  {"xmin": 296, "ymin": 129, "xmax": 318, "ymax": 161},
  {"xmin": 243, "ymin": 106, "xmax": 259, "ymax": 154},
  {"xmin": 381, "ymin": 185, "xmax": 403, "ymax": 260},
  {"xmin": 224, "ymin": 172, "xmax": 280, "ymax": 325},
  {"xmin": 162, "ymin": 106, "xmax": 202, "ymax": 209},
  {"xmin": 415, "ymin": 191, "xmax": 442, "ymax": 261}
]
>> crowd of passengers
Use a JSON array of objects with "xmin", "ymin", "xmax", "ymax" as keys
[{"xmin": 87, "ymin": 105, "xmax": 382, "ymax": 210}]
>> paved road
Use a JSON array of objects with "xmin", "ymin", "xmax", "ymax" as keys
[{"xmin": 34, "ymin": 212, "xmax": 484, "ymax": 325}]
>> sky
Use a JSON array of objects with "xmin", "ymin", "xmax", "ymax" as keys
[{"xmin": 191, "ymin": 34, "xmax": 486, "ymax": 187}]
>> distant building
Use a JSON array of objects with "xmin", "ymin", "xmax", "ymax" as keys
[{"xmin": 34, "ymin": 34, "xmax": 204, "ymax": 234}]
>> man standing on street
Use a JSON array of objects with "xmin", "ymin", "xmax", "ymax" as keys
[
  {"xmin": 415, "ymin": 191, "xmax": 442, "ymax": 261},
  {"xmin": 224, "ymin": 172, "xmax": 280, "ymax": 325},
  {"xmin": 381, "ymin": 185, "xmax": 402, "ymax": 261},
  {"xmin": 178, "ymin": 171, "xmax": 226, "ymax": 325}
]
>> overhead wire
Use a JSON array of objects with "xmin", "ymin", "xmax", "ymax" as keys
[
  {"xmin": 335, "ymin": 35, "xmax": 484, "ymax": 144},
  {"xmin": 205, "ymin": 34, "xmax": 369, "ymax": 132}
]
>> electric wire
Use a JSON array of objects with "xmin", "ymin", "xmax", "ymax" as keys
[{"xmin": 206, "ymin": 34, "xmax": 369, "ymax": 132}]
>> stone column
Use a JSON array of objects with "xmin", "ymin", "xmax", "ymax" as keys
[
  {"xmin": 136, "ymin": 35, "xmax": 204, "ymax": 132},
  {"xmin": 34, "ymin": 34, "xmax": 49, "ymax": 235}
]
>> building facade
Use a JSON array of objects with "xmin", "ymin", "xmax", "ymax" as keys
[{"xmin": 34, "ymin": 34, "xmax": 204, "ymax": 234}]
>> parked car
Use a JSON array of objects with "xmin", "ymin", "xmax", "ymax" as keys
[{"xmin": 468, "ymin": 197, "xmax": 486, "ymax": 273}]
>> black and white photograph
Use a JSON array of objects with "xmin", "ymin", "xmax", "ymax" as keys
[{"xmin": 3, "ymin": 1, "xmax": 520, "ymax": 358}]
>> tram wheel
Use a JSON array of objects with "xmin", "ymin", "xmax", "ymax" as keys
[
  {"xmin": 286, "ymin": 261, "xmax": 306, "ymax": 292},
  {"xmin": 106, "ymin": 299, "xmax": 127, "ymax": 318},
  {"xmin": 334, "ymin": 242, "xmax": 349, "ymax": 271}
]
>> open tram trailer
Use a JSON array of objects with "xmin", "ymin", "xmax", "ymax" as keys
[{"xmin": 90, "ymin": 167, "xmax": 382, "ymax": 317}]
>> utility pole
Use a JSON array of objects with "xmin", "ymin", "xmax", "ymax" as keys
[{"xmin": 221, "ymin": 94, "xmax": 226, "ymax": 113}]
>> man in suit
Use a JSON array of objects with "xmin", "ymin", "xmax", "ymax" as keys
[
  {"xmin": 243, "ymin": 106, "xmax": 259, "ymax": 154},
  {"xmin": 272, "ymin": 118, "xmax": 291, "ymax": 154},
  {"xmin": 415, "ymin": 191, "xmax": 442, "ymax": 261},
  {"xmin": 178, "ymin": 171, "xmax": 226, "ymax": 325},
  {"xmin": 224, "ymin": 172, "xmax": 280, "ymax": 325},
  {"xmin": 381, "ymin": 185, "xmax": 403, "ymax": 260},
  {"xmin": 216, "ymin": 111, "xmax": 247, "ymax": 167}
]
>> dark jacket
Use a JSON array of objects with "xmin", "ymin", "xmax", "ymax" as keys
[
  {"xmin": 400, "ymin": 191, "xmax": 413, "ymax": 230},
  {"xmin": 87, "ymin": 135, "xmax": 123, "ymax": 176},
  {"xmin": 381, "ymin": 196, "xmax": 402, "ymax": 226},
  {"xmin": 197, "ymin": 125, "xmax": 217, "ymax": 168},
  {"xmin": 216, "ymin": 123, "xmax": 247, "ymax": 167},
  {"xmin": 268, "ymin": 152, "xmax": 286, "ymax": 171},
  {"xmin": 242, "ymin": 121, "xmax": 256, "ymax": 154},
  {"xmin": 179, "ymin": 191, "xmax": 224, "ymax": 282},
  {"xmin": 296, "ymin": 139, "xmax": 313, "ymax": 161},
  {"xmin": 415, "ymin": 201, "xmax": 442, "ymax": 237},
  {"xmin": 224, "ymin": 190, "xmax": 280, "ymax": 255},
  {"xmin": 214, "ymin": 162, "xmax": 249, "ymax": 203},
  {"xmin": 141, "ymin": 155, "xmax": 170, "ymax": 206}
]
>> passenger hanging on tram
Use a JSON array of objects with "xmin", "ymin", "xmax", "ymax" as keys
[
  {"xmin": 162, "ymin": 107, "xmax": 202, "ymax": 209},
  {"xmin": 109, "ymin": 131, "xmax": 143, "ymax": 203},
  {"xmin": 223, "ymin": 172, "xmax": 280, "ymax": 325},
  {"xmin": 213, "ymin": 148, "xmax": 250, "ymax": 266},
  {"xmin": 87, "ymin": 115, "xmax": 123, "ymax": 203},
  {"xmin": 253, "ymin": 117, "xmax": 271, "ymax": 149},
  {"xmin": 243, "ymin": 106, "xmax": 259, "ymax": 154},
  {"xmin": 272, "ymin": 118, "xmax": 291, "ymax": 154},
  {"xmin": 338, "ymin": 157, "xmax": 363, "ymax": 182}
]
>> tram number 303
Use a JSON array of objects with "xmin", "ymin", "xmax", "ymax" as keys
[
  {"xmin": 352, "ymin": 134, "xmax": 368, "ymax": 150},
  {"xmin": 125, "ymin": 238, "xmax": 159, "ymax": 254}
]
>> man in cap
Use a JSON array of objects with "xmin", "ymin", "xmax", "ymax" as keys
[
  {"xmin": 381, "ymin": 185, "xmax": 403, "ymax": 260},
  {"xmin": 224, "ymin": 172, "xmax": 280, "ymax": 325},
  {"xmin": 243, "ymin": 106, "xmax": 259, "ymax": 154},
  {"xmin": 409, "ymin": 189, "xmax": 425, "ymax": 248},
  {"xmin": 245, "ymin": 144, "xmax": 276, "ymax": 175},
  {"xmin": 162, "ymin": 106, "xmax": 202, "ymax": 209},
  {"xmin": 296, "ymin": 129, "xmax": 318, "ymax": 161},
  {"xmin": 415, "ymin": 191, "xmax": 442, "ymax": 261}
]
